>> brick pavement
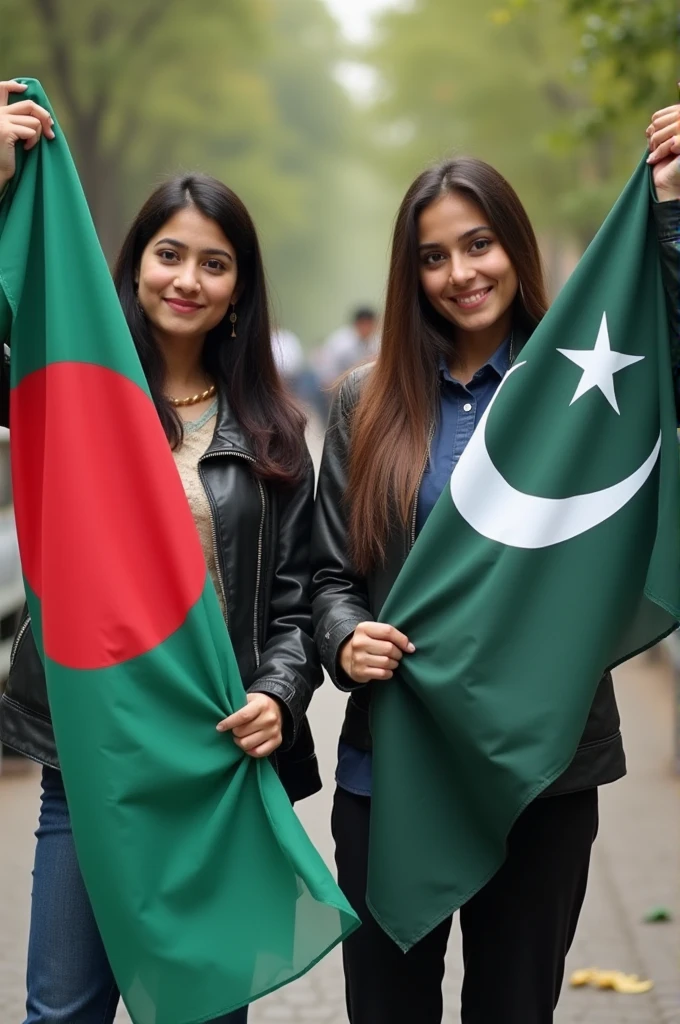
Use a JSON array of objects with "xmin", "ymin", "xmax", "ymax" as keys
[
  {"xmin": 1, "ymin": 652, "xmax": 678, "ymax": 1023},
  {"xmin": 0, "ymin": 759, "xmax": 37, "ymax": 1021}
]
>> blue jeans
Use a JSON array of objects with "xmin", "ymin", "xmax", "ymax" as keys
[{"xmin": 25, "ymin": 766, "xmax": 248, "ymax": 1024}]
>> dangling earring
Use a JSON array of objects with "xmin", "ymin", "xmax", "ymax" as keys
[
  {"xmin": 229, "ymin": 304, "xmax": 238, "ymax": 338},
  {"xmin": 518, "ymin": 280, "xmax": 526, "ymax": 306}
]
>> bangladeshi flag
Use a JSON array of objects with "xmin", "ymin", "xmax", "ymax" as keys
[
  {"xmin": 368, "ymin": 156, "xmax": 680, "ymax": 949},
  {"xmin": 0, "ymin": 80, "xmax": 357, "ymax": 1023}
]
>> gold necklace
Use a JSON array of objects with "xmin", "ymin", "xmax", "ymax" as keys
[{"xmin": 167, "ymin": 384, "xmax": 217, "ymax": 408}]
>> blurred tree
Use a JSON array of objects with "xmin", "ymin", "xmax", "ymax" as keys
[
  {"xmin": 516, "ymin": 0, "xmax": 677, "ymax": 244},
  {"xmin": 0, "ymin": 0, "xmax": 266, "ymax": 254},
  {"xmin": 247, "ymin": 0, "xmax": 359, "ymax": 340},
  {"xmin": 555, "ymin": 0, "xmax": 677, "ymax": 117},
  {"xmin": 365, "ymin": 0, "xmax": 676, "ymax": 252},
  {"xmin": 367, "ymin": 0, "xmax": 592, "ymax": 239},
  {"xmin": 0, "ymin": 0, "xmax": 367, "ymax": 342}
]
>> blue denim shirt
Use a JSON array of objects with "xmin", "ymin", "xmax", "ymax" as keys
[{"xmin": 336, "ymin": 336, "xmax": 512, "ymax": 796}]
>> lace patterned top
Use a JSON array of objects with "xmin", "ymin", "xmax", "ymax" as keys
[{"xmin": 171, "ymin": 399, "xmax": 226, "ymax": 619}]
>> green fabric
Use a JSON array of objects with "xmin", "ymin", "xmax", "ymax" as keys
[
  {"xmin": 0, "ymin": 80, "xmax": 357, "ymax": 1023},
  {"xmin": 370, "ymin": 155, "xmax": 680, "ymax": 950}
]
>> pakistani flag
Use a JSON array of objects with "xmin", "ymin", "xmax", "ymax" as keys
[
  {"xmin": 368, "ymin": 156, "xmax": 680, "ymax": 950},
  {"xmin": 0, "ymin": 80, "xmax": 357, "ymax": 1023}
]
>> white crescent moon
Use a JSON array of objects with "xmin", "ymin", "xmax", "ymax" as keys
[{"xmin": 449, "ymin": 361, "xmax": 661, "ymax": 549}]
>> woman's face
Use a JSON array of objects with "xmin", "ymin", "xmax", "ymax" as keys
[
  {"xmin": 136, "ymin": 206, "xmax": 238, "ymax": 346},
  {"xmin": 418, "ymin": 191, "xmax": 518, "ymax": 338}
]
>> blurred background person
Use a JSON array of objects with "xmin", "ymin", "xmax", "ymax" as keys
[
  {"xmin": 312, "ymin": 306, "xmax": 380, "ymax": 418},
  {"xmin": 315, "ymin": 306, "xmax": 379, "ymax": 384},
  {"xmin": 271, "ymin": 324, "xmax": 306, "ymax": 393},
  {"xmin": 271, "ymin": 324, "xmax": 329, "ymax": 424}
]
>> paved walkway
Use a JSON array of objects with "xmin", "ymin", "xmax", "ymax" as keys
[{"xmin": 1, "ymin": 650, "xmax": 677, "ymax": 1023}]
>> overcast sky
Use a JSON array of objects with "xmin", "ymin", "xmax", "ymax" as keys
[
  {"xmin": 322, "ymin": 0, "xmax": 403, "ymax": 42},
  {"xmin": 323, "ymin": 0, "xmax": 406, "ymax": 102}
]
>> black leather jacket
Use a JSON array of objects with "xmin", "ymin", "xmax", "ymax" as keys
[
  {"xmin": 311, "ymin": 197, "xmax": 680, "ymax": 798},
  {"xmin": 0, "ymin": 379, "xmax": 323, "ymax": 803}
]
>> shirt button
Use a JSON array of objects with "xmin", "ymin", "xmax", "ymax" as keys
[{"xmin": 463, "ymin": 403, "xmax": 472, "ymax": 412}]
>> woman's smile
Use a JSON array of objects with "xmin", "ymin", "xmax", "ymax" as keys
[
  {"xmin": 450, "ymin": 286, "xmax": 493, "ymax": 310},
  {"xmin": 163, "ymin": 297, "xmax": 204, "ymax": 314}
]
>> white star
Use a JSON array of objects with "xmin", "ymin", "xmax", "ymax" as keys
[{"xmin": 557, "ymin": 312, "xmax": 644, "ymax": 415}]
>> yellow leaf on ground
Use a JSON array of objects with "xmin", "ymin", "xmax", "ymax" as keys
[{"xmin": 569, "ymin": 968, "xmax": 654, "ymax": 994}]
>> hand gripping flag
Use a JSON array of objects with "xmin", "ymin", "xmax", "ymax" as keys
[
  {"xmin": 0, "ymin": 80, "xmax": 358, "ymax": 1023},
  {"xmin": 368, "ymin": 156, "xmax": 680, "ymax": 950}
]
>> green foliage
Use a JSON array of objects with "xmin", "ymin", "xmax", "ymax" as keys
[
  {"xmin": 366, "ymin": 0, "xmax": 677, "ymax": 249},
  {"xmin": 527, "ymin": 0, "xmax": 677, "ymax": 239},
  {"xmin": 2, "ymin": 0, "xmax": 674, "ymax": 336},
  {"xmin": 0, "ymin": 0, "xmax": 264, "ymax": 241},
  {"xmin": 566, "ymin": 0, "xmax": 677, "ymax": 109},
  {"xmin": 0, "ymin": 0, "xmax": 368, "ymax": 341}
]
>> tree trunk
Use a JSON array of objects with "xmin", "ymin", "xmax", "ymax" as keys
[{"xmin": 70, "ymin": 109, "xmax": 124, "ymax": 262}]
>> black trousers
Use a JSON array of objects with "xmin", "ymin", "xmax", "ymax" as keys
[{"xmin": 332, "ymin": 784, "xmax": 599, "ymax": 1024}]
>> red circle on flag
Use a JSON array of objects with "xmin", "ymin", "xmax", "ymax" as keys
[{"xmin": 11, "ymin": 363, "xmax": 207, "ymax": 669}]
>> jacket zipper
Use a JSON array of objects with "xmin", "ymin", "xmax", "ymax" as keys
[
  {"xmin": 10, "ymin": 613, "xmax": 31, "ymax": 669},
  {"xmin": 409, "ymin": 422, "xmax": 436, "ymax": 550},
  {"xmin": 252, "ymin": 478, "xmax": 266, "ymax": 669},
  {"xmin": 198, "ymin": 450, "xmax": 246, "ymax": 629},
  {"xmin": 198, "ymin": 449, "xmax": 266, "ymax": 668}
]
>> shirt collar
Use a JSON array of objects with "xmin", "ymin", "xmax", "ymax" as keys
[
  {"xmin": 438, "ymin": 333, "xmax": 512, "ymax": 384},
  {"xmin": 487, "ymin": 332, "xmax": 513, "ymax": 377}
]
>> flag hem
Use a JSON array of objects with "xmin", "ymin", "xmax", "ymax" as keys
[
  {"xmin": 147, "ymin": 769, "xmax": 361, "ymax": 1023},
  {"xmin": 149, "ymin": 927, "xmax": 354, "ymax": 1024}
]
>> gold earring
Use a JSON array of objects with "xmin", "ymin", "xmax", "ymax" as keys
[{"xmin": 229, "ymin": 304, "xmax": 237, "ymax": 338}]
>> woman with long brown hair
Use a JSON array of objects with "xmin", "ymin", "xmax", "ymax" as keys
[{"xmin": 311, "ymin": 103, "xmax": 680, "ymax": 1024}]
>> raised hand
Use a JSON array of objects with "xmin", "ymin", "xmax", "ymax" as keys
[
  {"xmin": 0, "ymin": 80, "xmax": 55, "ymax": 191},
  {"xmin": 646, "ymin": 99, "xmax": 680, "ymax": 201}
]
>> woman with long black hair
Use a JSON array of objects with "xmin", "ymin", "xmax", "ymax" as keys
[
  {"xmin": 0, "ymin": 79, "xmax": 322, "ymax": 1024},
  {"xmin": 311, "ymin": 102, "xmax": 680, "ymax": 1024}
]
